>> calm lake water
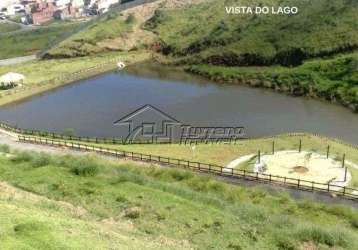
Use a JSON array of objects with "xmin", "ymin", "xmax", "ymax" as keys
[{"xmin": 0, "ymin": 64, "xmax": 357, "ymax": 144}]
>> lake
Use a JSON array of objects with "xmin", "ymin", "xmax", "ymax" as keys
[{"xmin": 0, "ymin": 63, "xmax": 357, "ymax": 144}]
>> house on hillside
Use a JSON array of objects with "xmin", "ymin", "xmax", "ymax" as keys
[
  {"xmin": 32, "ymin": 0, "xmax": 56, "ymax": 25},
  {"xmin": 6, "ymin": 3, "xmax": 25, "ymax": 15},
  {"xmin": 54, "ymin": 2, "xmax": 82, "ymax": 19},
  {"xmin": 21, "ymin": 0, "xmax": 37, "ymax": 14}
]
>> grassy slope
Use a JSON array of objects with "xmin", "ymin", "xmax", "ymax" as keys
[
  {"xmin": 0, "ymin": 22, "xmax": 81, "ymax": 59},
  {"xmin": 0, "ymin": 148, "xmax": 358, "ymax": 249},
  {"xmin": 187, "ymin": 52, "xmax": 358, "ymax": 110},
  {"xmin": 0, "ymin": 182, "xmax": 169, "ymax": 250},
  {"xmin": 146, "ymin": 0, "xmax": 358, "ymax": 65},
  {"xmin": 0, "ymin": 51, "xmax": 148, "ymax": 85},
  {"xmin": 0, "ymin": 22, "xmax": 21, "ymax": 33},
  {"xmin": 144, "ymin": 0, "xmax": 358, "ymax": 110},
  {"xmin": 0, "ymin": 51, "xmax": 150, "ymax": 106},
  {"xmin": 46, "ymin": 13, "xmax": 136, "ymax": 58}
]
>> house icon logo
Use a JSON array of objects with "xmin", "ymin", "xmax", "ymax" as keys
[
  {"xmin": 114, "ymin": 104, "xmax": 246, "ymax": 144},
  {"xmin": 114, "ymin": 104, "xmax": 182, "ymax": 144}
]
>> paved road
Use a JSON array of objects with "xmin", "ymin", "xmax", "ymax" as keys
[{"xmin": 0, "ymin": 54, "xmax": 37, "ymax": 66}]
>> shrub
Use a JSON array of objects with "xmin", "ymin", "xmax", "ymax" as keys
[
  {"xmin": 116, "ymin": 195, "xmax": 128, "ymax": 203},
  {"xmin": 295, "ymin": 225, "xmax": 350, "ymax": 247},
  {"xmin": 0, "ymin": 144, "xmax": 10, "ymax": 153},
  {"xmin": 115, "ymin": 168, "xmax": 146, "ymax": 185},
  {"xmin": 71, "ymin": 164, "xmax": 99, "ymax": 177},
  {"xmin": 31, "ymin": 153, "xmax": 52, "ymax": 168},
  {"xmin": 275, "ymin": 235, "xmax": 296, "ymax": 250},
  {"xmin": 169, "ymin": 169, "xmax": 193, "ymax": 181},
  {"xmin": 124, "ymin": 207, "xmax": 141, "ymax": 219},
  {"xmin": 14, "ymin": 221, "xmax": 46, "ymax": 235},
  {"xmin": 11, "ymin": 151, "xmax": 33, "ymax": 163},
  {"xmin": 125, "ymin": 14, "xmax": 135, "ymax": 24}
]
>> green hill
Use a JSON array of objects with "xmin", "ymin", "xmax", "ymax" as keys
[
  {"xmin": 145, "ymin": 0, "xmax": 358, "ymax": 66},
  {"xmin": 0, "ymin": 22, "xmax": 81, "ymax": 60},
  {"xmin": 142, "ymin": 0, "xmax": 358, "ymax": 111},
  {"xmin": 0, "ymin": 147, "xmax": 358, "ymax": 249}
]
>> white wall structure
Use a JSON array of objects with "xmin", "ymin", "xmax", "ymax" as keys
[
  {"xmin": 0, "ymin": 0, "xmax": 20, "ymax": 10},
  {"xmin": 72, "ymin": 0, "xmax": 85, "ymax": 8},
  {"xmin": 55, "ymin": 0, "xmax": 71, "ymax": 7},
  {"xmin": 6, "ymin": 4, "xmax": 25, "ymax": 15},
  {"xmin": 97, "ymin": 0, "xmax": 118, "ymax": 10}
]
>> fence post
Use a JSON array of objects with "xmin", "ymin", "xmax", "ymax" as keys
[
  {"xmin": 342, "ymin": 154, "xmax": 345, "ymax": 168},
  {"xmin": 344, "ymin": 167, "xmax": 348, "ymax": 182},
  {"xmin": 258, "ymin": 150, "xmax": 261, "ymax": 163},
  {"xmin": 299, "ymin": 139, "xmax": 302, "ymax": 153},
  {"xmin": 297, "ymin": 179, "xmax": 300, "ymax": 188},
  {"xmin": 272, "ymin": 141, "xmax": 275, "ymax": 155},
  {"xmin": 327, "ymin": 183, "xmax": 330, "ymax": 192},
  {"xmin": 326, "ymin": 145, "xmax": 330, "ymax": 159}
]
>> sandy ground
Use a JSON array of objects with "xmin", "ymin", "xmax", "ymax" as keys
[
  {"xmin": 223, "ymin": 154, "xmax": 255, "ymax": 172},
  {"xmin": 226, "ymin": 150, "xmax": 355, "ymax": 189}
]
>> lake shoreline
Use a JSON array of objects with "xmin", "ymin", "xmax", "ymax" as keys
[{"xmin": 0, "ymin": 52, "xmax": 151, "ymax": 107}]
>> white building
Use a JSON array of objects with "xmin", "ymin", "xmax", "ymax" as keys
[
  {"xmin": 55, "ymin": 0, "xmax": 84, "ymax": 8},
  {"xmin": 72, "ymin": 0, "xmax": 84, "ymax": 8},
  {"xmin": 55, "ymin": 0, "xmax": 71, "ymax": 7},
  {"xmin": 100, "ymin": 0, "xmax": 118, "ymax": 9},
  {"xmin": 0, "ymin": 0, "xmax": 20, "ymax": 10},
  {"xmin": 6, "ymin": 4, "xmax": 25, "ymax": 15}
]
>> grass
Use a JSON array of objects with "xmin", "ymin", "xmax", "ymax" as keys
[
  {"xmin": 19, "ymin": 132, "xmax": 358, "ymax": 188},
  {"xmin": 0, "ymin": 51, "xmax": 150, "ymax": 106},
  {"xmin": 0, "ymin": 148, "xmax": 358, "ymax": 249},
  {"xmin": 46, "ymin": 12, "xmax": 136, "ymax": 58},
  {"xmin": 143, "ymin": 0, "xmax": 358, "ymax": 111},
  {"xmin": 0, "ymin": 183, "xmax": 175, "ymax": 249},
  {"xmin": 186, "ymin": 52, "xmax": 358, "ymax": 111},
  {"xmin": 0, "ymin": 22, "xmax": 81, "ymax": 59},
  {"xmin": 0, "ymin": 22, "xmax": 21, "ymax": 33},
  {"xmin": 145, "ymin": 0, "xmax": 358, "ymax": 65}
]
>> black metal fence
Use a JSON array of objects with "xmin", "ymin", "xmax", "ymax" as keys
[{"xmin": 16, "ymin": 135, "xmax": 358, "ymax": 201}]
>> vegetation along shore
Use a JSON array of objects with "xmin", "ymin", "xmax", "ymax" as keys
[{"xmin": 1, "ymin": 0, "xmax": 357, "ymax": 111}]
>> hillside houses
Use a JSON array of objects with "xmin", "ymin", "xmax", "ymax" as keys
[{"xmin": 0, "ymin": 0, "xmax": 123, "ymax": 26}]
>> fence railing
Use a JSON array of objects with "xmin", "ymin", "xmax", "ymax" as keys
[
  {"xmin": 16, "ymin": 135, "xmax": 358, "ymax": 201},
  {"xmin": 1, "ymin": 119, "xmax": 358, "ymax": 151}
]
